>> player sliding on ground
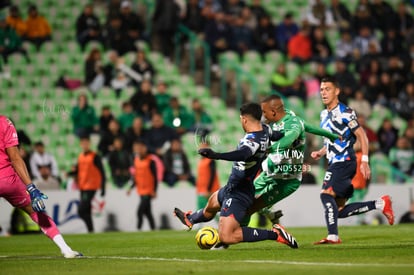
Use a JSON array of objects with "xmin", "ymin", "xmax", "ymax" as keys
[
  {"xmin": 174, "ymin": 95, "xmax": 340, "ymax": 249},
  {"xmin": 0, "ymin": 115, "xmax": 83, "ymax": 258},
  {"xmin": 177, "ymin": 103, "xmax": 298, "ymax": 249}
]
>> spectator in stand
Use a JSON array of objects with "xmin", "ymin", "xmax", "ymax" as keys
[
  {"xmin": 352, "ymin": 25, "xmax": 380, "ymax": 59},
  {"xmin": 377, "ymin": 71, "xmax": 398, "ymax": 106},
  {"xmin": 0, "ymin": 17, "xmax": 30, "ymax": 64},
  {"xmin": 253, "ymin": 15, "xmax": 277, "ymax": 57},
  {"xmin": 99, "ymin": 105, "xmax": 115, "ymax": 134},
  {"xmin": 183, "ymin": 0, "xmax": 205, "ymax": 34},
  {"xmin": 84, "ymin": 48, "xmax": 105, "ymax": 98},
  {"xmin": 362, "ymin": 74, "xmax": 381, "ymax": 106},
  {"xmin": 29, "ymin": 141, "xmax": 59, "ymax": 182},
  {"xmin": 204, "ymin": 12, "xmax": 231, "ymax": 73},
  {"xmin": 130, "ymin": 50, "xmax": 156, "ymax": 88},
  {"xmin": 230, "ymin": 16, "xmax": 254, "ymax": 58},
  {"xmin": 163, "ymin": 138, "xmax": 195, "ymax": 187},
  {"xmin": 334, "ymin": 59, "xmax": 358, "ymax": 102},
  {"xmin": 287, "ymin": 25, "xmax": 312, "ymax": 64},
  {"xmin": 275, "ymin": 12, "xmax": 299, "ymax": 54},
  {"xmin": 108, "ymin": 137, "xmax": 131, "ymax": 188},
  {"xmin": 222, "ymin": 0, "xmax": 245, "ymax": 22},
  {"xmin": 357, "ymin": 114, "xmax": 379, "ymax": 154},
  {"xmin": 188, "ymin": 98, "xmax": 213, "ymax": 135},
  {"xmin": 395, "ymin": 2, "xmax": 414, "ymax": 40},
  {"xmin": 359, "ymin": 58, "xmax": 382, "ymax": 87},
  {"xmin": 240, "ymin": 6, "xmax": 257, "ymax": 31},
  {"xmin": 370, "ymin": 0, "xmax": 396, "ymax": 33},
  {"xmin": 154, "ymin": 81, "xmax": 171, "ymax": 115},
  {"xmin": 119, "ymin": 0, "xmax": 144, "ymax": 52},
  {"xmin": 200, "ymin": 0, "xmax": 222, "ymax": 22},
  {"xmin": 24, "ymin": 5, "xmax": 51, "ymax": 51},
  {"xmin": 6, "ymin": 5, "xmax": 27, "ymax": 37},
  {"xmin": 76, "ymin": 4, "xmax": 105, "ymax": 52},
  {"xmin": 381, "ymin": 28, "xmax": 404, "ymax": 58},
  {"xmin": 329, "ymin": 0, "xmax": 352, "ymax": 31},
  {"xmin": 152, "ymin": 0, "xmax": 181, "ymax": 59},
  {"xmin": 351, "ymin": 3, "xmax": 375, "ymax": 33},
  {"xmin": 271, "ymin": 63, "xmax": 293, "ymax": 94},
  {"xmin": 392, "ymin": 81, "xmax": 414, "ymax": 121},
  {"xmin": 98, "ymin": 118, "xmax": 124, "ymax": 157},
  {"xmin": 71, "ymin": 94, "xmax": 99, "ymax": 138},
  {"xmin": 130, "ymin": 80, "xmax": 157, "ymax": 124},
  {"xmin": 105, "ymin": 15, "xmax": 132, "ymax": 56},
  {"xmin": 146, "ymin": 113, "xmax": 178, "ymax": 156},
  {"xmin": 387, "ymin": 56, "xmax": 407, "ymax": 93},
  {"xmin": 124, "ymin": 116, "xmax": 148, "ymax": 151},
  {"xmin": 106, "ymin": 0, "xmax": 122, "ymax": 22},
  {"xmin": 348, "ymin": 91, "xmax": 372, "ymax": 120},
  {"xmin": 408, "ymin": 59, "xmax": 414, "ymax": 83},
  {"xmin": 249, "ymin": 0, "xmax": 268, "ymax": 21},
  {"xmin": 118, "ymin": 101, "xmax": 136, "ymax": 132},
  {"xmin": 33, "ymin": 165, "xmax": 60, "ymax": 190},
  {"xmin": 163, "ymin": 97, "xmax": 193, "ymax": 136},
  {"xmin": 304, "ymin": 0, "xmax": 335, "ymax": 28},
  {"xmin": 389, "ymin": 136, "xmax": 414, "ymax": 183},
  {"xmin": 311, "ymin": 26, "xmax": 333, "ymax": 65},
  {"xmin": 377, "ymin": 118, "xmax": 399, "ymax": 155},
  {"xmin": 335, "ymin": 30, "xmax": 354, "ymax": 64}
]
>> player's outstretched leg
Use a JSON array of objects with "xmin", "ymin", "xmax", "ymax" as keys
[
  {"xmin": 272, "ymin": 224, "xmax": 298, "ymax": 249},
  {"xmin": 173, "ymin": 208, "xmax": 193, "ymax": 230}
]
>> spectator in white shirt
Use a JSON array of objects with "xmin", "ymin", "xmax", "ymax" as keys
[{"xmin": 30, "ymin": 141, "xmax": 59, "ymax": 180}]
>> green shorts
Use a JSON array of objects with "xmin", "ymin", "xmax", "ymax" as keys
[{"xmin": 254, "ymin": 172, "xmax": 301, "ymax": 207}]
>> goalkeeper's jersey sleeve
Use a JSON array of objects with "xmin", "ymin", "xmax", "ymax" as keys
[{"xmin": 263, "ymin": 112, "xmax": 306, "ymax": 179}]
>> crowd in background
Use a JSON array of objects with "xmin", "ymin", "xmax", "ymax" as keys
[{"xmin": 2, "ymin": 0, "xmax": 414, "ymax": 189}]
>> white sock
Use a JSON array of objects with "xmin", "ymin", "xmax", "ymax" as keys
[
  {"xmin": 53, "ymin": 234, "xmax": 72, "ymax": 254},
  {"xmin": 327, "ymin": 234, "xmax": 339, "ymax": 241},
  {"xmin": 375, "ymin": 198, "xmax": 384, "ymax": 210}
]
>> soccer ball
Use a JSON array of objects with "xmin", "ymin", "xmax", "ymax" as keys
[{"xmin": 195, "ymin": 226, "xmax": 219, "ymax": 249}]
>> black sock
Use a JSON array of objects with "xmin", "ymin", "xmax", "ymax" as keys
[
  {"xmin": 338, "ymin": 201, "xmax": 376, "ymax": 218},
  {"xmin": 188, "ymin": 209, "xmax": 212, "ymax": 224},
  {"xmin": 241, "ymin": 227, "xmax": 277, "ymax": 242},
  {"xmin": 321, "ymin": 193, "xmax": 338, "ymax": 235}
]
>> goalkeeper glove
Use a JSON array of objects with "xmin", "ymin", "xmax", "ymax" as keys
[{"xmin": 26, "ymin": 183, "xmax": 48, "ymax": 212}]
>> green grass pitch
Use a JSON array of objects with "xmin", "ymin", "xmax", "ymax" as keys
[{"xmin": 1, "ymin": 225, "xmax": 413, "ymax": 275}]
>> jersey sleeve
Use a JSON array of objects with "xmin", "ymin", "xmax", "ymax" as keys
[
  {"xmin": 342, "ymin": 108, "xmax": 360, "ymax": 132},
  {"xmin": 269, "ymin": 118, "xmax": 302, "ymax": 152},
  {"xmin": 305, "ymin": 122, "xmax": 339, "ymax": 141},
  {"xmin": 2, "ymin": 117, "xmax": 19, "ymax": 149}
]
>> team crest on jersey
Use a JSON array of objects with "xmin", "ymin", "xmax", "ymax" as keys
[{"xmin": 348, "ymin": 120, "xmax": 358, "ymax": 129}]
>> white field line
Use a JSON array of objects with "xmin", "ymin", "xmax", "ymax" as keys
[{"xmin": 0, "ymin": 255, "xmax": 414, "ymax": 268}]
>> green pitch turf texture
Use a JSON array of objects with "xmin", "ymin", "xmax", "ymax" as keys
[{"xmin": 1, "ymin": 225, "xmax": 413, "ymax": 275}]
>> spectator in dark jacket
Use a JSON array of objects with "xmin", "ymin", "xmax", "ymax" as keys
[
  {"xmin": 204, "ymin": 12, "xmax": 231, "ymax": 68},
  {"xmin": 130, "ymin": 51, "xmax": 156, "ymax": 88},
  {"xmin": 183, "ymin": 0, "xmax": 205, "ymax": 34},
  {"xmin": 120, "ymin": 0, "xmax": 144, "ymax": 50},
  {"xmin": 275, "ymin": 12, "xmax": 299, "ymax": 54},
  {"xmin": 124, "ymin": 116, "xmax": 148, "ymax": 151},
  {"xmin": 152, "ymin": 0, "xmax": 180, "ymax": 59},
  {"xmin": 98, "ymin": 119, "xmax": 124, "ymax": 157},
  {"xmin": 254, "ymin": 15, "xmax": 277, "ymax": 56},
  {"xmin": 76, "ymin": 4, "xmax": 105, "ymax": 51},
  {"xmin": 377, "ymin": 118, "xmax": 399, "ymax": 155},
  {"xmin": 162, "ymin": 138, "xmax": 195, "ymax": 187},
  {"xmin": 108, "ymin": 137, "xmax": 131, "ymax": 188},
  {"xmin": 0, "ymin": 18, "xmax": 30, "ymax": 64},
  {"xmin": 130, "ymin": 80, "xmax": 157, "ymax": 123},
  {"xmin": 146, "ymin": 113, "xmax": 178, "ymax": 156}
]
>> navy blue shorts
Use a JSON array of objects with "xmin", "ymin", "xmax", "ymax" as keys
[
  {"xmin": 217, "ymin": 186, "xmax": 253, "ymax": 224},
  {"xmin": 322, "ymin": 160, "xmax": 356, "ymax": 199}
]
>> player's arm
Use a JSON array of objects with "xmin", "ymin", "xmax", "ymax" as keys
[
  {"xmin": 353, "ymin": 126, "xmax": 371, "ymax": 179},
  {"xmin": 268, "ymin": 124, "xmax": 301, "ymax": 153},
  {"xmin": 310, "ymin": 145, "xmax": 326, "ymax": 160},
  {"xmin": 305, "ymin": 122, "xmax": 339, "ymax": 142},
  {"xmin": 94, "ymin": 154, "xmax": 106, "ymax": 196},
  {"xmin": 7, "ymin": 146, "xmax": 48, "ymax": 212},
  {"xmin": 199, "ymin": 146, "xmax": 254, "ymax": 161},
  {"xmin": 150, "ymin": 160, "xmax": 158, "ymax": 194},
  {"xmin": 270, "ymin": 130, "xmax": 284, "ymax": 141},
  {"xmin": 6, "ymin": 146, "xmax": 32, "ymax": 185}
]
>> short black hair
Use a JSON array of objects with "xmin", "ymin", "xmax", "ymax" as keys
[
  {"xmin": 240, "ymin": 102, "xmax": 262, "ymax": 121},
  {"xmin": 321, "ymin": 76, "xmax": 339, "ymax": 88},
  {"xmin": 34, "ymin": 141, "xmax": 44, "ymax": 147}
]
